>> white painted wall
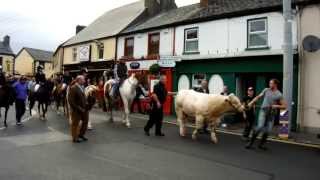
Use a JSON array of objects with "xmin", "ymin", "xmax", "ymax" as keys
[
  {"xmin": 117, "ymin": 28, "xmax": 175, "ymax": 59},
  {"xmin": 299, "ymin": 4, "xmax": 320, "ymax": 132},
  {"xmin": 175, "ymin": 12, "xmax": 298, "ymax": 57}
]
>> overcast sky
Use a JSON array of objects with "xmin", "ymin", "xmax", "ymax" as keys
[{"xmin": 0, "ymin": 0, "xmax": 198, "ymax": 53}]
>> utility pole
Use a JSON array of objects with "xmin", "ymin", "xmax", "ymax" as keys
[{"xmin": 283, "ymin": 0, "xmax": 294, "ymax": 135}]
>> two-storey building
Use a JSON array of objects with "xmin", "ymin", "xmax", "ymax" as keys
[{"xmin": 60, "ymin": 0, "xmax": 177, "ymax": 83}]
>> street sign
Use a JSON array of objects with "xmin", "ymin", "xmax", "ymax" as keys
[{"xmin": 79, "ymin": 45, "xmax": 90, "ymax": 62}]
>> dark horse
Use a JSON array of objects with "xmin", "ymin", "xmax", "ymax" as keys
[
  {"xmin": 29, "ymin": 81, "xmax": 53, "ymax": 120},
  {"xmin": 0, "ymin": 84, "xmax": 15, "ymax": 127}
]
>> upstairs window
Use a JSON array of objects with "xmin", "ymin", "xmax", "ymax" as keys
[
  {"xmin": 72, "ymin": 47, "xmax": 77, "ymax": 62},
  {"xmin": 248, "ymin": 18, "xmax": 268, "ymax": 48},
  {"xmin": 98, "ymin": 46, "xmax": 104, "ymax": 59},
  {"xmin": 148, "ymin": 33, "xmax": 160, "ymax": 56},
  {"xmin": 124, "ymin": 37, "xmax": 134, "ymax": 57},
  {"xmin": 184, "ymin": 28, "xmax": 199, "ymax": 53}
]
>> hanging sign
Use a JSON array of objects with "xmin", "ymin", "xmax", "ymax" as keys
[{"xmin": 79, "ymin": 45, "xmax": 90, "ymax": 62}]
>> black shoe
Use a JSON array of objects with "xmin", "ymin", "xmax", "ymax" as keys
[
  {"xmin": 144, "ymin": 128, "xmax": 150, "ymax": 136},
  {"xmin": 155, "ymin": 133, "xmax": 165, "ymax": 137},
  {"xmin": 258, "ymin": 144, "xmax": 268, "ymax": 151},
  {"xmin": 73, "ymin": 139, "xmax": 81, "ymax": 143},
  {"xmin": 78, "ymin": 136, "xmax": 88, "ymax": 141}
]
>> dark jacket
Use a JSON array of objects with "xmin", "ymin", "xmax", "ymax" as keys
[
  {"xmin": 35, "ymin": 72, "xmax": 46, "ymax": 84},
  {"xmin": 0, "ymin": 72, "xmax": 6, "ymax": 86},
  {"xmin": 153, "ymin": 82, "xmax": 167, "ymax": 105},
  {"xmin": 117, "ymin": 62, "xmax": 128, "ymax": 79},
  {"xmin": 68, "ymin": 84, "xmax": 87, "ymax": 114}
]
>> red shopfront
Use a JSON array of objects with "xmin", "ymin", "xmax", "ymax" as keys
[{"xmin": 126, "ymin": 59, "xmax": 174, "ymax": 115}]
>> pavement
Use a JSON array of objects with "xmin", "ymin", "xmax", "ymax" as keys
[{"xmin": 0, "ymin": 106, "xmax": 319, "ymax": 180}]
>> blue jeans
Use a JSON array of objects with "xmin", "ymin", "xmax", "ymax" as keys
[{"xmin": 255, "ymin": 109, "xmax": 275, "ymax": 133}]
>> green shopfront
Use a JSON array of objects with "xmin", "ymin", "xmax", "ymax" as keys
[{"xmin": 173, "ymin": 55, "xmax": 299, "ymax": 131}]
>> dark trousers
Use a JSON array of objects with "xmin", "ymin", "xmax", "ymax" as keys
[
  {"xmin": 144, "ymin": 106, "xmax": 163, "ymax": 135},
  {"xmin": 243, "ymin": 112, "xmax": 255, "ymax": 138},
  {"xmin": 71, "ymin": 111, "xmax": 89, "ymax": 141},
  {"xmin": 15, "ymin": 99, "xmax": 26, "ymax": 123},
  {"xmin": 131, "ymin": 97, "xmax": 143, "ymax": 113}
]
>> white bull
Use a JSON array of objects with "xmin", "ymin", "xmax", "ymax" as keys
[{"xmin": 175, "ymin": 90, "xmax": 245, "ymax": 143}]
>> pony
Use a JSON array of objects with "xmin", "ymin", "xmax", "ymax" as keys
[
  {"xmin": 29, "ymin": 80, "xmax": 53, "ymax": 120},
  {"xmin": 104, "ymin": 74, "xmax": 139, "ymax": 128},
  {"xmin": 52, "ymin": 82, "xmax": 68, "ymax": 115},
  {"xmin": 0, "ymin": 84, "xmax": 15, "ymax": 127}
]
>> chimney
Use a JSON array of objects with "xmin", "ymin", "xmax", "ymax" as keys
[
  {"xmin": 200, "ymin": 0, "xmax": 209, "ymax": 7},
  {"xmin": 76, "ymin": 25, "xmax": 86, "ymax": 34},
  {"xmin": 3, "ymin": 35, "xmax": 10, "ymax": 47},
  {"xmin": 160, "ymin": 0, "xmax": 177, "ymax": 12},
  {"xmin": 144, "ymin": 0, "xmax": 160, "ymax": 16}
]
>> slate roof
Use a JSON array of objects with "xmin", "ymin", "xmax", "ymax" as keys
[
  {"xmin": 24, "ymin": 48, "xmax": 53, "ymax": 62},
  {"xmin": 64, "ymin": 1, "xmax": 145, "ymax": 46},
  {"xmin": 121, "ymin": 0, "xmax": 317, "ymax": 34},
  {"xmin": 122, "ymin": 3, "xmax": 201, "ymax": 33},
  {"xmin": 0, "ymin": 40, "xmax": 14, "ymax": 56}
]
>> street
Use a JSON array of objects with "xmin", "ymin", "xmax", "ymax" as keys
[{"xmin": 0, "ymin": 107, "xmax": 318, "ymax": 180}]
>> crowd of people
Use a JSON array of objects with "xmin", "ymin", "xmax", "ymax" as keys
[{"xmin": 0, "ymin": 61, "xmax": 301, "ymax": 150}]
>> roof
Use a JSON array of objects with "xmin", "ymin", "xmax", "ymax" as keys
[
  {"xmin": 122, "ymin": 3, "xmax": 201, "ymax": 33},
  {"xmin": 23, "ymin": 47, "xmax": 53, "ymax": 62},
  {"xmin": 0, "ymin": 40, "xmax": 14, "ymax": 56},
  {"xmin": 121, "ymin": 0, "xmax": 318, "ymax": 35},
  {"xmin": 64, "ymin": 1, "xmax": 145, "ymax": 46}
]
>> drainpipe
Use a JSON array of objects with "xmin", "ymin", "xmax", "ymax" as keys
[
  {"xmin": 172, "ymin": 27, "xmax": 176, "ymax": 56},
  {"xmin": 297, "ymin": 5, "xmax": 305, "ymax": 131}
]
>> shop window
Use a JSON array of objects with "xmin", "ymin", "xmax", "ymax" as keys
[
  {"xmin": 247, "ymin": 18, "xmax": 268, "ymax": 48},
  {"xmin": 192, "ymin": 74, "xmax": 206, "ymax": 88},
  {"xmin": 209, "ymin": 74, "xmax": 224, "ymax": 94},
  {"xmin": 148, "ymin": 33, "xmax": 160, "ymax": 56},
  {"xmin": 124, "ymin": 37, "xmax": 134, "ymax": 57},
  {"xmin": 184, "ymin": 28, "xmax": 199, "ymax": 53},
  {"xmin": 178, "ymin": 75, "xmax": 190, "ymax": 91},
  {"xmin": 72, "ymin": 47, "xmax": 77, "ymax": 62}
]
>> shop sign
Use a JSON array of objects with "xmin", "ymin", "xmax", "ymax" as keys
[
  {"xmin": 158, "ymin": 56, "xmax": 180, "ymax": 67},
  {"xmin": 79, "ymin": 45, "xmax": 90, "ymax": 62},
  {"xmin": 130, "ymin": 62, "xmax": 140, "ymax": 69}
]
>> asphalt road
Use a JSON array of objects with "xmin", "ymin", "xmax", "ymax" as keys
[{"xmin": 0, "ymin": 106, "xmax": 318, "ymax": 180}]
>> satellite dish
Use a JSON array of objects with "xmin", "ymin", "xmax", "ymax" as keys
[{"xmin": 303, "ymin": 35, "xmax": 320, "ymax": 52}]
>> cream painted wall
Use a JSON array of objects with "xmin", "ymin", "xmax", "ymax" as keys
[
  {"xmin": 53, "ymin": 47, "xmax": 63, "ymax": 74},
  {"xmin": 14, "ymin": 49, "xmax": 34, "ymax": 76},
  {"xmin": 63, "ymin": 38, "xmax": 116, "ymax": 65},
  {"xmin": 299, "ymin": 4, "xmax": 320, "ymax": 132},
  {"xmin": 0, "ymin": 55, "xmax": 14, "ymax": 75}
]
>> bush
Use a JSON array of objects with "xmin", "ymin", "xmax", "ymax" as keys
[{"xmin": 149, "ymin": 63, "xmax": 160, "ymax": 75}]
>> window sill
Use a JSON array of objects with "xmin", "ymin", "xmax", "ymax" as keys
[
  {"xmin": 245, "ymin": 46, "xmax": 270, "ymax": 51},
  {"xmin": 183, "ymin": 51, "xmax": 200, "ymax": 55}
]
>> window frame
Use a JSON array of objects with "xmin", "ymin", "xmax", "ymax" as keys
[
  {"xmin": 124, "ymin": 37, "xmax": 134, "ymax": 57},
  {"xmin": 247, "ymin": 17, "xmax": 268, "ymax": 49},
  {"xmin": 72, "ymin": 47, "xmax": 77, "ymax": 62},
  {"xmin": 148, "ymin": 32, "xmax": 160, "ymax": 56},
  {"xmin": 184, "ymin": 27, "xmax": 199, "ymax": 53}
]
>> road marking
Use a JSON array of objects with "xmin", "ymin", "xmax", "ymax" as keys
[{"xmin": 130, "ymin": 114, "xmax": 320, "ymax": 149}]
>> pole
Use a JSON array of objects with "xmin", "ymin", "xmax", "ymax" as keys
[{"xmin": 283, "ymin": 0, "xmax": 294, "ymax": 135}]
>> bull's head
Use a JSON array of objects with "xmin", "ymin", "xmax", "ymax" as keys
[{"xmin": 225, "ymin": 94, "xmax": 245, "ymax": 113}]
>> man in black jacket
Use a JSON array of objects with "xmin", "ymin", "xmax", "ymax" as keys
[
  {"xmin": 111, "ymin": 59, "xmax": 128, "ymax": 97},
  {"xmin": 144, "ymin": 76, "xmax": 168, "ymax": 136}
]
